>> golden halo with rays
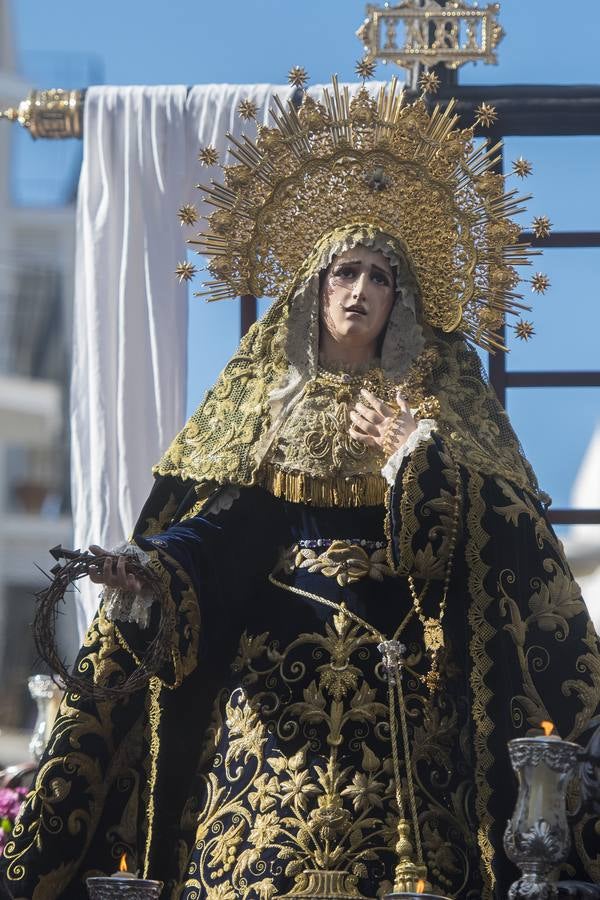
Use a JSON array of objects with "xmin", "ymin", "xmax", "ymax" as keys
[{"xmin": 187, "ymin": 76, "xmax": 544, "ymax": 353}]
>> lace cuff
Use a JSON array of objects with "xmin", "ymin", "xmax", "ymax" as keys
[
  {"xmin": 381, "ymin": 419, "xmax": 437, "ymax": 486},
  {"xmin": 101, "ymin": 542, "xmax": 155, "ymax": 629}
]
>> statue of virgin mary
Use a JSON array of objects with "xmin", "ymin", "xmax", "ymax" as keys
[{"xmin": 3, "ymin": 78, "xmax": 599, "ymax": 900}]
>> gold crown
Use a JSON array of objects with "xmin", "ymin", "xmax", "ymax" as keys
[{"xmin": 182, "ymin": 71, "xmax": 549, "ymax": 352}]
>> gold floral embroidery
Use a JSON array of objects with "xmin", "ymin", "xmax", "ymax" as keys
[
  {"xmin": 185, "ymin": 607, "xmax": 474, "ymax": 899},
  {"xmin": 270, "ymin": 369, "xmax": 389, "ymax": 480},
  {"xmin": 258, "ymin": 367, "xmax": 393, "ymax": 508},
  {"xmin": 3, "ymin": 610, "xmax": 137, "ymax": 896},
  {"xmin": 304, "ymin": 407, "xmax": 368, "ymax": 470},
  {"xmin": 395, "ymin": 438, "xmax": 459, "ymax": 580},
  {"xmin": 281, "ymin": 541, "xmax": 394, "ymax": 585}
]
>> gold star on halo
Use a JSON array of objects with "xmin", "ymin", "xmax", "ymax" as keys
[
  {"xmin": 178, "ymin": 204, "xmax": 198, "ymax": 227},
  {"xmin": 514, "ymin": 320, "xmax": 535, "ymax": 341},
  {"xmin": 175, "ymin": 261, "xmax": 197, "ymax": 283},
  {"xmin": 288, "ymin": 66, "xmax": 309, "ymax": 89},
  {"xmin": 355, "ymin": 57, "xmax": 376, "ymax": 81},
  {"xmin": 419, "ymin": 70, "xmax": 440, "ymax": 95},
  {"xmin": 531, "ymin": 273, "xmax": 550, "ymax": 294},
  {"xmin": 532, "ymin": 215, "xmax": 552, "ymax": 239},
  {"xmin": 474, "ymin": 102, "xmax": 498, "ymax": 128},
  {"xmin": 198, "ymin": 146, "xmax": 219, "ymax": 167},
  {"xmin": 512, "ymin": 157, "xmax": 532, "ymax": 178},
  {"xmin": 238, "ymin": 98, "xmax": 258, "ymax": 121}
]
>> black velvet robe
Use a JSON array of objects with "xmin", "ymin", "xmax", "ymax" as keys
[{"xmin": 2, "ymin": 434, "xmax": 599, "ymax": 900}]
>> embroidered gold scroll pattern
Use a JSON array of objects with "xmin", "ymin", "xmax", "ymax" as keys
[
  {"xmin": 3, "ymin": 610, "xmax": 131, "ymax": 894},
  {"xmin": 183, "ymin": 611, "xmax": 474, "ymax": 898}
]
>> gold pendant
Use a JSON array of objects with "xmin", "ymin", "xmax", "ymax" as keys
[{"xmin": 423, "ymin": 618, "xmax": 444, "ymax": 653}]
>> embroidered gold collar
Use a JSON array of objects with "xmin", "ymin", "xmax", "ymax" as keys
[{"xmin": 260, "ymin": 366, "xmax": 396, "ymax": 507}]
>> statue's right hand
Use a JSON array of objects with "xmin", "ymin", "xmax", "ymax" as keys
[{"xmin": 88, "ymin": 545, "xmax": 148, "ymax": 595}]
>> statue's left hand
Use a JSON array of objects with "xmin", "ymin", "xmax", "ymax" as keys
[{"xmin": 349, "ymin": 388, "xmax": 417, "ymax": 456}]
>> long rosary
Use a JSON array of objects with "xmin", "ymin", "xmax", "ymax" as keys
[
  {"xmin": 406, "ymin": 452, "xmax": 463, "ymax": 694},
  {"xmin": 268, "ymin": 451, "xmax": 462, "ymax": 893},
  {"xmin": 269, "ymin": 571, "xmax": 429, "ymax": 891}
]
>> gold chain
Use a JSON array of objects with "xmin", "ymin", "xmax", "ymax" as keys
[
  {"xmin": 408, "ymin": 454, "xmax": 462, "ymax": 693},
  {"xmin": 268, "ymin": 573, "xmax": 386, "ymax": 641},
  {"xmin": 387, "ymin": 682, "xmax": 405, "ymax": 820},
  {"xmin": 395, "ymin": 674, "xmax": 423, "ymax": 865}
]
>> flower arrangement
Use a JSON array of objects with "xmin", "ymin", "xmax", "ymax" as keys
[{"xmin": 0, "ymin": 787, "xmax": 28, "ymax": 855}]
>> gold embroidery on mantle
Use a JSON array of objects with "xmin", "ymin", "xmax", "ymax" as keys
[
  {"xmin": 3, "ymin": 610, "xmax": 134, "ymax": 896},
  {"xmin": 184, "ymin": 607, "xmax": 475, "ymax": 899},
  {"xmin": 394, "ymin": 437, "xmax": 460, "ymax": 580},
  {"xmin": 281, "ymin": 541, "xmax": 395, "ymax": 585},
  {"xmin": 465, "ymin": 469, "xmax": 496, "ymax": 897},
  {"xmin": 465, "ymin": 467, "xmax": 600, "ymax": 895}
]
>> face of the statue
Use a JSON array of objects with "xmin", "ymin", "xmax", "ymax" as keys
[{"xmin": 319, "ymin": 244, "xmax": 395, "ymax": 365}]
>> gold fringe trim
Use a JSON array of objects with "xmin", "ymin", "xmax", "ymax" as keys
[
  {"xmin": 260, "ymin": 463, "xmax": 387, "ymax": 508},
  {"xmin": 143, "ymin": 676, "xmax": 162, "ymax": 878},
  {"xmin": 465, "ymin": 469, "xmax": 496, "ymax": 898}
]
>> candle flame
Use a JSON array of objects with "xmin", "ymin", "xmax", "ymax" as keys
[
  {"xmin": 540, "ymin": 721, "xmax": 554, "ymax": 737},
  {"xmin": 416, "ymin": 879, "xmax": 426, "ymax": 894},
  {"xmin": 119, "ymin": 854, "xmax": 128, "ymax": 873}
]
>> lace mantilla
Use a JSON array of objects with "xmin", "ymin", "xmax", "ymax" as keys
[{"xmin": 155, "ymin": 227, "xmax": 424, "ymax": 492}]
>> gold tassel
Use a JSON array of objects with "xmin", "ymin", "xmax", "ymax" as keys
[{"xmin": 260, "ymin": 463, "xmax": 387, "ymax": 508}]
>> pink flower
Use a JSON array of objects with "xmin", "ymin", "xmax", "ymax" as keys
[{"xmin": 0, "ymin": 787, "xmax": 27, "ymax": 820}]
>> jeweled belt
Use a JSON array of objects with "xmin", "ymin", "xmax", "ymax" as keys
[{"xmin": 280, "ymin": 538, "xmax": 394, "ymax": 586}]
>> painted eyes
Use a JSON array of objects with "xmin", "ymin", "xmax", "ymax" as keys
[{"xmin": 332, "ymin": 265, "xmax": 391, "ymax": 287}]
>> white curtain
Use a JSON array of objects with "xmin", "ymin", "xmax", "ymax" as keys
[{"xmin": 72, "ymin": 80, "xmax": 387, "ymax": 636}]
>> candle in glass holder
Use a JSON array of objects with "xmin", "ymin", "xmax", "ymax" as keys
[
  {"xmin": 86, "ymin": 854, "xmax": 163, "ymax": 899},
  {"xmin": 504, "ymin": 722, "xmax": 580, "ymax": 900}
]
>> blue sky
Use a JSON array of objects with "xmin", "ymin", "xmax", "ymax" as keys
[{"xmin": 11, "ymin": 0, "xmax": 600, "ymax": 512}]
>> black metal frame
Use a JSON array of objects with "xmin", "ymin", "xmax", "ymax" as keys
[{"xmin": 474, "ymin": 87, "xmax": 600, "ymax": 527}]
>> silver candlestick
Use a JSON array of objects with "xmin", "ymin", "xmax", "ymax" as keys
[{"xmin": 504, "ymin": 733, "xmax": 580, "ymax": 900}]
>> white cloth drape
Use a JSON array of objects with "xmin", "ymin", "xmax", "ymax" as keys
[
  {"xmin": 72, "ymin": 81, "xmax": 387, "ymax": 636},
  {"xmin": 567, "ymin": 421, "xmax": 600, "ymax": 630}
]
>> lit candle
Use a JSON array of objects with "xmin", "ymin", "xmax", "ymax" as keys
[
  {"xmin": 87, "ymin": 852, "xmax": 163, "ymax": 899},
  {"xmin": 528, "ymin": 722, "xmax": 563, "ymax": 820},
  {"xmin": 504, "ymin": 722, "xmax": 580, "ymax": 899},
  {"xmin": 110, "ymin": 853, "xmax": 137, "ymax": 879},
  {"xmin": 536, "ymin": 720, "xmax": 561, "ymax": 740}
]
